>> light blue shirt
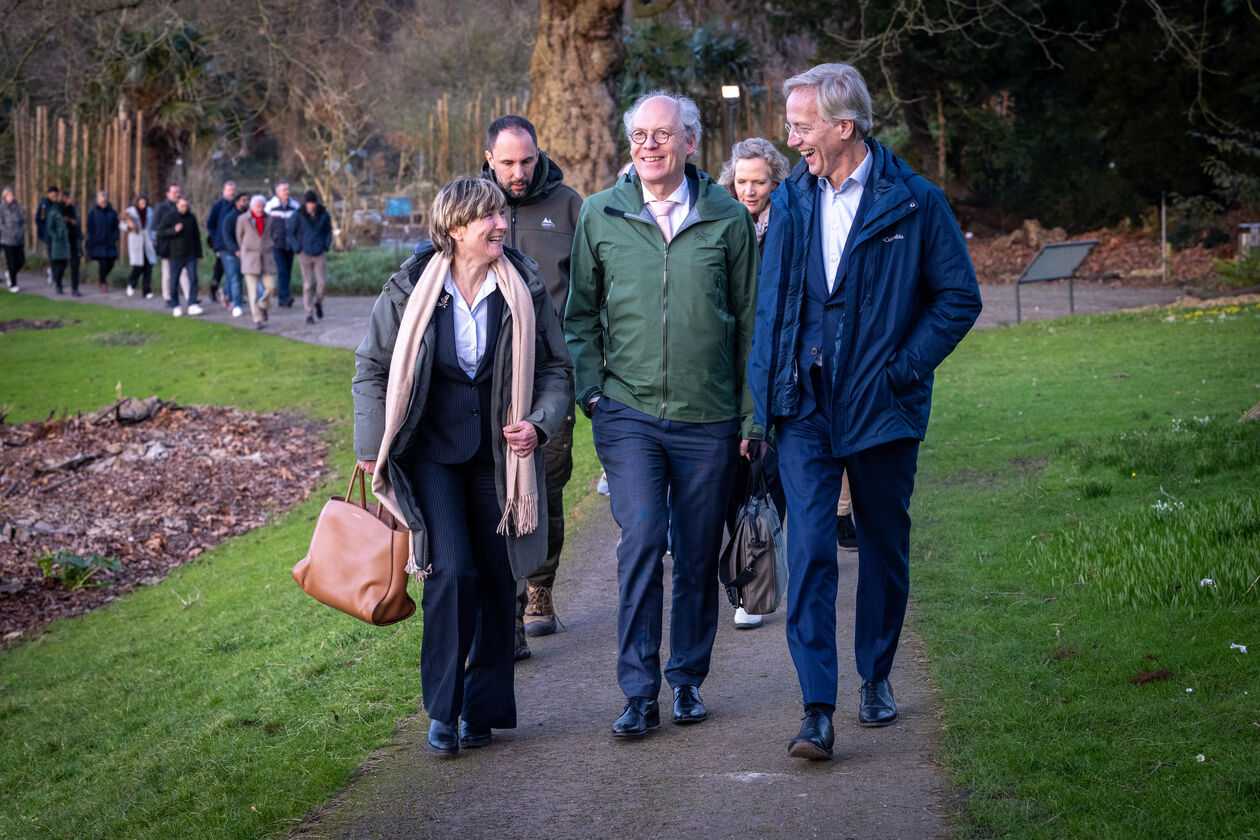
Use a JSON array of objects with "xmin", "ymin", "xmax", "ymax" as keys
[
  {"xmin": 444, "ymin": 268, "xmax": 498, "ymax": 378},
  {"xmin": 818, "ymin": 148, "xmax": 873, "ymax": 293}
]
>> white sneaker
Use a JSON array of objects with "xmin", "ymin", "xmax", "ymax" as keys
[
  {"xmin": 145, "ymin": 292, "xmax": 154, "ymax": 300},
  {"xmin": 186, "ymin": 303, "xmax": 204, "ymax": 316},
  {"xmin": 7, "ymin": 285, "xmax": 17, "ymax": 294},
  {"xmin": 734, "ymin": 607, "xmax": 763, "ymax": 629},
  {"xmin": 597, "ymin": 472, "xmax": 610, "ymax": 496},
  {"xmin": 125, "ymin": 286, "xmax": 134, "ymax": 297},
  {"xmin": 231, "ymin": 305, "xmax": 242, "ymax": 318},
  {"xmin": 172, "ymin": 307, "xmax": 183, "ymax": 318}
]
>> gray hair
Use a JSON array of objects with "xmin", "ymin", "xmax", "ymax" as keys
[
  {"xmin": 718, "ymin": 138, "xmax": 791, "ymax": 197},
  {"xmin": 250, "ymin": 194, "xmax": 266, "ymax": 209},
  {"xmin": 623, "ymin": 90, "xmax": 703, "ymax": 149},
  {"xmin": 783, "ymin": 63, "xmax": 874, "ymax": 137},
  {"xmin": 2, "ymin": 186, "xmax": 14, "ymax": 199},
  {"xmin": 429, "ymin": 175, "xmax": 507, "ymax": 257}
]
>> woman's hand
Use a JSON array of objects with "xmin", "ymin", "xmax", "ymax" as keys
[
  {"xmin": 356, "ymin": 459, "xmax": 376, "ymax": 474},
  {"xmin": 503, "ymin": 421, "xmax": 539, "ymax": 458}
]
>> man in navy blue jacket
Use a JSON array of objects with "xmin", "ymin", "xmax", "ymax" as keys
[{"xmin": 745, "ymin": 63, "xmax": 982, "ymax": 761}]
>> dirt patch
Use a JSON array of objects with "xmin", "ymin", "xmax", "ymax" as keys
[
  {"xmin": 1131, "ymin": 668, "xmax": 1174, "ymax": 685},
  {"xmin": 1009, "ymin": 455, "xmax": 1049, "ymax": 474},
  {"xmin": 0, "ymin": 318, "xmax": 77, "ymax": 333},
  {"xmin": 0, "ymin": 398, "xmax": 329, "ymax": 643}
]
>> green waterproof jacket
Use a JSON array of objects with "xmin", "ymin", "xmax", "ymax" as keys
[{"xmin": 564, "ymin": 164, "xmax": 760, "ymax": 434}]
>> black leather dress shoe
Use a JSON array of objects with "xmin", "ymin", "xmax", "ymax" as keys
[
  {"xmin": 427, "ymin": 719, "xmax": 459, "ymax": 756},
  {"xmin": 612, "ymin": 696, "xmax": 660, "ymax": 737},
  {"xmin": 859, "ymin": 679, "xmax": 898, "ymax": 726},
  {"xmin": 459, "ymin": 720, "xmax": 492, "ymax": 748},
  {"xmin": 672, "ymin": 685, "xmax": 708, "ymax": 724},
  {"xmin": 788, "ymin": 706, "xmax": 834, "ymax": 760}
]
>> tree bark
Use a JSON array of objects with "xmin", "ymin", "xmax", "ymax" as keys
[{"xmin": 528, "ymin": 0, "xmax": 626, "ymax": 198}]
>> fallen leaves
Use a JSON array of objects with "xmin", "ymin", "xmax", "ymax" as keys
[{"xmin": 0, "ymin": 398, "xmax": 329, "ymax": 641}]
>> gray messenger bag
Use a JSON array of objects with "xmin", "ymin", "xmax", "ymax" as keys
[{"xmin": 719, "ymin": 456, "xmax": 787, "ymax": 615}]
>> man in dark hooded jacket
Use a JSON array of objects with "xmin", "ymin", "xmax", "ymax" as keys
[{"xmin": 481, "ymin": 114, "xmax": 582, "ymax": 658}]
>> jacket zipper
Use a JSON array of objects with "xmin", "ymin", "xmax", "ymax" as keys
[{"xmin": 660, "ymin": 242, "xmax": 669, "ymax": 417}]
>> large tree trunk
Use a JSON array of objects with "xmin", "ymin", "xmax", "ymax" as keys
[{"xmin": 528, "ymin": 0, "xmax": 626, "ymax": 198}]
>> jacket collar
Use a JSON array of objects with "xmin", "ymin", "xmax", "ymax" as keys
[
  {"xmin": 775, "ymin": 138, "xmax": 917, "ymax": 246},
  {"xmin": 394, "ymin": 241, "xmax": 544, "ymax": 303},
  {"xmin": 606, "ymin": 162, "xmax": 741, "ymax": 222}
]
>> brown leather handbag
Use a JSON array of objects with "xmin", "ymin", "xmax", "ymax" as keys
[{"xmin": 292, "ymin": 466, "xmax": 416, "ymax": 625}]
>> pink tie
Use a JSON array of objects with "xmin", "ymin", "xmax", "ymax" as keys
[{"xmin": 648, "ymin": 200, "xmax": 677, "ymax": 242}]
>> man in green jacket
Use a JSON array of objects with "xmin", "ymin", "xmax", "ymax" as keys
[
  {"xmin": 481, "ymin": 114, "xmax": 583, "ymax": 655},
  {"xmin": 565, "ymin": 91, "xmax": 760, "ymax": 738}
]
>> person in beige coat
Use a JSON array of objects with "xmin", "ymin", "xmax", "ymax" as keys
[{"xmin": 236, "ymin": 195, "xmax": 278, "ymax": 329}]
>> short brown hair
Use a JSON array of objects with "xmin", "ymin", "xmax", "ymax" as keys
[{"xmin": 429, "ymin": 175, "xmax": 507, "ymax": 256}]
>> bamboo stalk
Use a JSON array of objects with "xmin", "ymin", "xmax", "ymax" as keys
[{"xmin": 134, "ymin": 110, "xmax": 144, "ymax": 197}]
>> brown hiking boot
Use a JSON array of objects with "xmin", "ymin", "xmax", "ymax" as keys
[{"xmin": 524, "ymin": 585, "xmax": 558, "ymax": 637}]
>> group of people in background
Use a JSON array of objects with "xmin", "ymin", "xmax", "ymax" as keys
[
  {"xmin": 352, "ymin": 61, "xmax": 982, "ymax": 764},
  {"xmin": 0, "ymin": 178, "xmax": 332, "ymax": 328}
]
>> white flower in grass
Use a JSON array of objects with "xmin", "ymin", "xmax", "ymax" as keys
[
  {"xmin": 1186, "ymin": 688, "xmax": 1193, "ymax": 693},
  {"xmin": 1200, "ymin": 578, "xmax": 1215, "ymax": 587},
  {"xmin": 1196, "ymin": 754, "xmax": 1206, "ymax": 762},
  {"xmin": 1230, "ymin": 643, "xmax": 1248, "ymax": 654}
]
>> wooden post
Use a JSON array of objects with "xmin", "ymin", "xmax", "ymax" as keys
[{"xmin": 134, "ymin": 110, "xmax": 144, "ymax": 198}]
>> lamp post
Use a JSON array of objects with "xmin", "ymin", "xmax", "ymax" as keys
[{"xmin": 721, "ymin": 85, "xmax": 740, "ymax": 154}]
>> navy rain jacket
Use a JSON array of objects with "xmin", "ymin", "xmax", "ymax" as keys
[{"xmin": 747, "ymin": 138, "xmax": 982, "ymax": 456}]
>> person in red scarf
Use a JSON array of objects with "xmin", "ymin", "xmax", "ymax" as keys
[{"xmin": 235, "ymin": 195, "xmax": 278, "ymax": 329}]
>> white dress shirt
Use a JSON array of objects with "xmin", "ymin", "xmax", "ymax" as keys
[
  {"xmin": 445, "ymin": 268, "xmax": 499, "ymax": 378},
  {"xmin": 818, "ymin": 148, "xmax": 873, "ymax": 293},
  {"xmin": 642, "ymin": 178, "xmax": 690, "ymax": 236}
]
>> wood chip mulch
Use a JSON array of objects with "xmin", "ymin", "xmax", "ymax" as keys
[{"xmin": 0, "ymin": 398, "xmax": 329, "ymax": 643}]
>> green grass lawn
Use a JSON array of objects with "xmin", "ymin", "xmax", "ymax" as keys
[
  {"xmin": 0, "ymin": 294, "xmax": 597, "ymax": 839},
  {"xmin": 3, "ymin": 292, "xmax": 1256, "ymax": 838},
  {"xmin": 912, "ymin": 301, "xmax": 1260, "ymax": 838}
]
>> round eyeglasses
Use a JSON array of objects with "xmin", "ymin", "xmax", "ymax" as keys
[{"xmin": 630, "ymin": 128, "xmax": 678, "ymax": 145}]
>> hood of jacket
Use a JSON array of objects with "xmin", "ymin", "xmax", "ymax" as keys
[{"xmin": 481, "ymin": 150, "xmax": 568, "ymax": 208}]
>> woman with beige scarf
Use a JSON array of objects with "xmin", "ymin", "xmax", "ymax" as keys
[{"xmin": 351, "ymin": 176, "xmax": 572, "ymax": 756}]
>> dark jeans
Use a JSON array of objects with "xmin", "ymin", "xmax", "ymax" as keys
[
  {"xmin": 51, "ymin": 257, "xmax": 79, "ymax": 292},
  {"xmin": 2, "ymin": 244, "xmax": 23, "ymax": 284},
  {"xmin": 167, "ymin": 259, "xmax": 199, "ymax": 306},
  {"xmin": 210, "ymin": 253, "xmax": 224, "ymax": 297},
  {"xmin": 219, "ymin": 252, "xmax": 243, "ymax": 307},
  {"xmin": 776, "ymin": 406, "xmax": 919, "ymax": 705},
  {"xmin": 273, "ymin": 248, "xmax": 295, "ymax": 303},
  {"xmin": 94, "ymin": 258, "xmax": 115, "ymax": 286},
  {"xmin": 592, "ymin": 396, "xmax": 738, "ymax": 698},
  {"xmin": 128, "ymin": 259, "xmax": 153, "ymax": 295},
  {"xmin": 411, "ymin": 457, "xmax": 517, "ymax": 729}
]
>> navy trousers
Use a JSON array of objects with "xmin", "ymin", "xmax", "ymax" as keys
[
  {"xmin": 592, "ymin": 397, "xmax": 738, "ymax": 698},
  {"xmin": 410, "ymin": 458, "xmax": 517, "ymax": 729},
  {"xmin": 776, "ymin": 407, "xmax": 919, "ymax": 706}
]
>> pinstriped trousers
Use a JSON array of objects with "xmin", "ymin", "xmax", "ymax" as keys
[{"xmin": 411, "ymin": 458, "xmax": 517, "ymax": 729}]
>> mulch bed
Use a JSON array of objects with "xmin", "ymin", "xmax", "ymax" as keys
[
  {"xmin": 966, "ymin": 222, "xmax": 1230, "ymax": 287},
  {"xmin": 0, "ymin": 398, "xmax": 329, "ymax": 642}
]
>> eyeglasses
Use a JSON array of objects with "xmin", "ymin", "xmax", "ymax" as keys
[
  {"xmin": 630, "ymin": 128, "xmax": 679, "ymax": 145},
  {"xmin": 784, "ymin": 123, "xmax": 818, "ymax": 140}
]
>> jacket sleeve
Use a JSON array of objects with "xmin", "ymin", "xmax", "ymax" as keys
[
  {"xmin": 320, "ymin": 213, "xmax": 333, "ymax": 253},
  {"xmin": 156, "ymin": 211, "xmax": 178, "ymax": 240},
  {"xmin": 747, "ymin": 203, "xmax": 788, "ymax": 435},
  {"xmin": 725, "ymin": 211, "xmax": 762, "ymax": 439},
  {"xmin": 555, "ymin": 190, "xmax": 584, "ymax": 313},
  {"xmin": 351, "ymin": 288, "xmax": 404, "ymax": 460},
  {"xmin": 562, "ymin": 202, "xmax": 604, "ymax": 416},
  {"xmin": 886, "ymin": 185, "xmax": 982, "ymax": 391},
  {"xmin": 206, "ymin": 201, "xmax": 222, "ymax": 247},
  {"xmin": 523, "ymin": 288, "xmax": 575, "ymax": 441}
]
